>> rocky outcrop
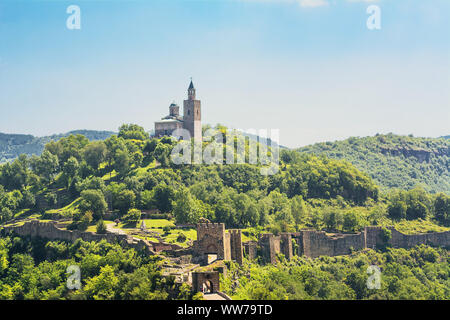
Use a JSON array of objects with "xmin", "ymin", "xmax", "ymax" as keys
[{"xmin": 379, "ymin": 146, "xmax": 448, "ymax": 162}]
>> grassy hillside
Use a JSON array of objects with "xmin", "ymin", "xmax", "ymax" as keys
[
  {"xmin": 297, "ymin": 134, "xmax": 450, "ymax": 194},
  {"xmin": 1, "ymin": 125, "xmax": 449, "ymax": 301},
  {"xmin": 0, "ymin": 130, "xmax": 115, "ymax": 163}
]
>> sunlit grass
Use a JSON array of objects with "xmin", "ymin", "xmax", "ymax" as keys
[{"xmin": 391, "ymin": 219, "xmax": 450, "ymax": 234}]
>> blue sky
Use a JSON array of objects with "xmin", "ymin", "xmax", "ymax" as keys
[{"xmin": 0, "ymin": 0, "xmax": 449, "ymax": 147}]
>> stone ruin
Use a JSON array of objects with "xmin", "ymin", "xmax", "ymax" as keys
[
  {"xmin": 192, "ymin": 223, "xmax": 243, "ymax": 265},
  {"xmin": 2, "ymin": 221, "xmax": 449, "ymax": 266},
  {"xmin": 243, "ymin": 226, "xmax": 450, "ymax": 263},
  {"xmin": 2, "ymin": 220, "xmax": 449, "ymax": 295},
  {"xmin": 176, "ymin": 222, "xmax": 450, "ymax": 266}
]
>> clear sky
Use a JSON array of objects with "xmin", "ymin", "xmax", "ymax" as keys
[{"xmin": 0, "ymin": 0, "xmax": 449, "ymax": 148}]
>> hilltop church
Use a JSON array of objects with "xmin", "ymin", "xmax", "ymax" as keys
[{"xmin": 154, "ymin": 80, "xmax": 202, "ymax": 141}]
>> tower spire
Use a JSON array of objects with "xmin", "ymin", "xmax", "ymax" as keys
[{"xmin": 188, "ymin": 78, "xmax": 196, "ymax": 100}]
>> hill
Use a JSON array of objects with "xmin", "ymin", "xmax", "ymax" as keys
[
  {"xmin": 0, "ymin": 130, "xmax": 115, "ymax": 163},
  {"xmin": 297, "ymin": 134, "xmax": 450, "ymax": 194}
]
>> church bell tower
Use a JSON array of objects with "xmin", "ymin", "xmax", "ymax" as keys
[{"xmin": 183, "ymin": 79, "xmax": 202, "ymax": 141}]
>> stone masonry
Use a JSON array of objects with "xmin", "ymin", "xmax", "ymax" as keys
[
  {"xmin": 193, "ymin": 223, "xmax": 243, "ymax": 265},
  {"xmin": 2, "ymin": 220, "xmax": 449, "ymax": 266},
  {"xmin": 254, "ymin": 227, "xmax": 450, "ymax": 263}
]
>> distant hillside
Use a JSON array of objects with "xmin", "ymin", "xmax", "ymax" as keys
[
  {"xmin": 240, "ymin": 131, "xmax": 288, "ymax": 149},
  {"xmin": 0, "ymin": 130, "xmax": 115, "ymax": 163},
  {"xmin": 297, "ymin": 134, "xmax": 450, "ymax": 194}
]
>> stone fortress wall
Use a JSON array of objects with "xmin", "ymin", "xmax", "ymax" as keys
[
  {"xmin": 1, "ymin": 221, "xmax": 449, "ymax": 266},
  {"xmin": 245, "ymin": 226, "xmax": 450, "ymax": 263},
  {"xmin": 5, "ymin": 220, "xmax": 447, "ymax": 296},
  {"xmin": 193, "ymin": 223, "xmax": 244, "ymax": 265},
  {"xmin": 0, "ymin": 220, "xmax": 161, "ymax": 255}
]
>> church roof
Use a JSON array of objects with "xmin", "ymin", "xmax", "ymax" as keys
[
  {"xmin": 188, "ymin": 80, "xmax": 195, "ymax": 90},
  {"xmin": 155, "ymin": 118, "xmax": 183, "ymax": 123}
]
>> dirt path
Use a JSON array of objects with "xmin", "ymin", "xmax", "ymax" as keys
[
  {"xmin": 203, "ymin": 293, "xmax": 227, "ymax": 300},
  {"xmin": 106, "ymin": 223, "xmax": 127, "ymax": 235}
]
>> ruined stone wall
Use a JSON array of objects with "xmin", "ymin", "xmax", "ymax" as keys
[
  {"xmin": 229, "ymin": 229, "xmax": 243, "ymax": 264},
  {"xmin": 280, "ymin": 233, "xmax": 293, "ymax": 260},
  {"xmin": 224, "ymin": 231, "xmax": 231, "ymax": 261},
  {"xmin": 290, "ymin": 230, "xmax": 364, "ymax": 258},
  {"xmin": 364, "ymin": 226, "xmax": 387, "ymax": 249},
  {"xmin": 365, "ymin": 226, "xmax": 450, "ymax": 250},
  {"xmin": 258, "ymin": 234, "xmax": 278, "ymax": 264},
  {"xmin": 292, "ymin": 233, "xmax": 303, "ymax": 256},
  {"xmin": 191, "ymin": 271, "xmax": 220, "ymax": 293},
  {"xmin": 243, "ymin": 241, "xmax": 257, "ymax": 260},
  {"xmin": 194, "ymin": 223, "xmax": 227, "ymax": 260},
  {"xmin": 258, "ymin": 227, "xmax": 450, "ymax": 262},
  {"xmin": 0, "ymin": 220, "xmax": 155, "ymax": 255}
]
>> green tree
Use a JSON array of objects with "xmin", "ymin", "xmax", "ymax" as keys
[
  {"xmin": 122, "ymin": 209, "xmax": 141, "ymax": 226},
  {"xmin": 114, "ymin": 149, "xmax": 131, "ymax": 177},
  {"xmin": 79, "ymin": 190, "xmax": 107, "ymax": 219},
  {"xmin": 322, "ymin": 210, "xmax": 342, "ymax": 231},
  {"xmin": 173, "ymin": 188, "xmax": 209, "ymax": 224},
  {"xmin": 388, "ymin": 200, "xmax": 407, "ymax": 220},
  {"xmin": 62, "ymin": 156, "xmax": 79, "ymax": 188},
  {"xmin": 83, "ymin": 141, "xmax": 107, "ymax": 170},
  {"xmin": 84, "ymin": 265, "xmax": 119, "ymax": 300},
  {"xmin": 115, "ymin": 189, "xmax": 136, "ymax": 215},
  {"xmin": 153, "ymin": 184, "xmax": 175, "ymax": 213},
  {"xmin": 78, "ymin": 211, "xmax": 93, "ymax": 231},
  {"xmin": 434, "ymin": 193, "xmax": 450, "ymax": 226},
  {"xmin": 0, "ymin": 207, "xmax": 13, "ymax": 223},
  {"xmin": 291, "ymin": 195, "xmax": 308, "ymax": 226},
  {"xmin": 31, "ymin": 150, "xmax": 59, "ymax": 182},
  {"xmin": 154, "ymin": 143, "xmax": 171, "ymax": 168},
  {"xmin": 96, "ymin": 219, "xmax": 107, "ymax": 234},
  {"xmin": 118, "ymin": 124, "xmax": 148, "ymax": 141},
  {"xmin": 343, "ymin": 210, "xmax": 360, "ymax": 232}
]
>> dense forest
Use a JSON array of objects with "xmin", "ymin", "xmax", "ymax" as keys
[
  {"xmin": 0, "ymin": 124, "xmax": 449, "ymax": 300},
  {"xmin": 298, "ymin": 134, "xmax": 450, "ymax": 194},
  {"xmin": 1, "ymin": 124, "xmax": 448, "ymax": 231},
  {"xmin": 0, "ymin": 235, "xmax": 199, "ymax": 300},
  {"xmin": 0, "ymin": 130, "xmax": 115, "ymax": 163}
]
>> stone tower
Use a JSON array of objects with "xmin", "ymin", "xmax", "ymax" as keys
[
  {"xmin": 183, "ymin": 80, "xmax": 202, "ymax": 141},
  {"xmin": 169, "ymin": 102, "xmax": 180, "ymax": 118}
]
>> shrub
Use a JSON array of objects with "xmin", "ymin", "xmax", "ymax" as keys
[
  {"xmin": 381, "ymin": 227, "xmax": 392, "ymax": 245},
  {"xmin": 122, "ymin": 209, "xmax": 141, "ymax": 226},
  {"xmin": 0, "ymin": 208, "xmax": 13, "ymax": 223},
  {"xmin": 96, "ymin": 219, "xmax": 107, "ymax": 234},
  {"xmin": 176, "ymin": 233, "xmax": 187, "ymax": 243},
  {"xmin": 78, "ymin": 211, "xmax": 93, "ymax": 231},
  {"xmin": 45, "ymin": 192, "xmax": 58, "ymax": 207}
]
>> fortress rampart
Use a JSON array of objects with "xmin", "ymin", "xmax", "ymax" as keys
[
  {"xmin": 364, "ymin": 226, "xmax": 450, "ymax": 250},
  {"xmin": 193, "ymin": 223, "xmax": 243, "ymax": 265},
  {"xmin": 0, "ymin": 220, "xmax": 159, "ymax": 255},
  {"xmin": 2, "ymin": 221, "xmax": 449, "ymax": 266},
  {"xmin": 250, "ymin": 226, "xmax": 450, "ymax": 262}
]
